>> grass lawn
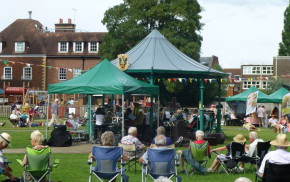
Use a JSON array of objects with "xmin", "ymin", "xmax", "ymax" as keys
[{"xmin": 0, "ymin": 117, "xmax": 289, "ymax": 182}]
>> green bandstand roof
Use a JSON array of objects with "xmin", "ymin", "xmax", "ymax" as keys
[{"xmin": 111, "ymin": 29, "xmax": 227, "ymax": 78}]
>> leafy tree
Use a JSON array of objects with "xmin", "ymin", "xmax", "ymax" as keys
[
  {"xmin": 279, "ymin": 5, "xmax": 290, "ymax": 55},
  {"xmin": 100, "ymin": 0, "xmax": 203, "ymax": 61},
  {"xmin": 267, "ymin": 78, "xmax": 290, "ymax": 94}
]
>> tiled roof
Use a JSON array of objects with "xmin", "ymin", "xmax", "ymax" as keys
[{"xmin": 0, "ymin": 19, "xmax": 105, "ymax": 56}]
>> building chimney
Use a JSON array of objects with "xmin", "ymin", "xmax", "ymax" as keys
[
  {"xmin": 28, "ymin": 11, "xmax": 32, "ymax": 19},
  {"xmin": 55, "ymin": 18, "xmax": 76, "ymax": 32}
]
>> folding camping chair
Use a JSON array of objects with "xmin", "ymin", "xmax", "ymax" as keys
[
  {"xmin": 65, "ymin": 120, "xmax": 86, "ymax": 142},
  {"xmin": 142, "ymin": 148, "xmax": 181, "ymax": 182},
  {"xmin": 215, "ymin": 142, "xmax": 245, "ymax": 175},
  {"xmin": 245, "ymin": 141, "xmax": 271, "ymax": 172},
  {"xmin": 16, "ymin": 147, "xmax": 59, "ymax": 182},
  {"xmin": 118, "ymin": 143, "xmax": 139, "ymax": 173},
  {"xmin": 185, "ymin": 140, "xmax": 209, "ymax": 175},
  {"xmin": 89, "ymin": 146, "xmax": 127, "ymax": 182},
  {"xmin": 255, "ymin": 160, "xmax": 290, "ymax": 182}
]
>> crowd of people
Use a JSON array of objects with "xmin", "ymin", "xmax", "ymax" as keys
[{"xmin": 241, "ymin": 105, "xmax": 290, "ymax": 134}]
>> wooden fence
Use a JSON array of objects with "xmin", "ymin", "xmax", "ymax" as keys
[{"xmin": 1, "ymin": 105, "xmax": 89, "ymax": 118}]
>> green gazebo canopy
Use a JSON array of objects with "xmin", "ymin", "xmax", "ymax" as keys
[
  {"xmin": 225, "ymin": 86, "xmax": 269, "ymax": 102},
  {"xmin": 48, "ymin": 59, "xmax": 159, "ymax": 95},
  {"xmin": 266, "ymin": 87, "xmax": 290, "ymax": 103}
]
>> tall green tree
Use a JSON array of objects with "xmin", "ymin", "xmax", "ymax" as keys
[
  {"xmin": 279, "ymin": 5, "xmax": 290, "ymax": 55},
  {"xmin": 100, "ymin": 0, "xmax": 203, "ymax": 61}
]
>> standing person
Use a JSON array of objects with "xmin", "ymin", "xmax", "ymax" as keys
[
  {"xmin": 0, "ymin": 132, "xmax": 15, "ymax": 181},
  {"xmin": 28, "ymin": 107, "xmax": 35, "ymax": 126},
  {"xmin": 257, "ymin": 105, "xmax": 264, "ymax": 127},
  {"xmin": 48, "ymin": 99, "xmax": 60, "ymax": 128},
  {"xmin": 258, "ymin": 134, "xmax": 290, "ymax": 177}
]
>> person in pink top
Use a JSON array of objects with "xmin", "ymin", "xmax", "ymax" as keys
[{"xmin": 250, "ymin": 113, "xmax": 259, "ymax": 127}]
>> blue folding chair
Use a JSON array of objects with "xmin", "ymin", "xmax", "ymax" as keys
[
  {"xmin": 89, "ymin": 146, "xmax": 127, "ymax": 182},
  {"xmin": 142, "ymin": 148, "xmax": 181, "ymax": 182}
]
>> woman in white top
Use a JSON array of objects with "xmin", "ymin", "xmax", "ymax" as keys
[{"xmin": 95, "ymin": 108, "xmax": 105, "ymax": 126}]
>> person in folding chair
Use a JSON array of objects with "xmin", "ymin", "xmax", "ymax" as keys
[
  {"xmin": 257, "ymin": 134, "xmax": 290, "ymax": 179},
  {"xmin": 139, "ymin": 135, "xmax": 181, "ymax": 182},
  {"xmin": 150, "ymin": 126, "xmax": 173, "ymax": 148},
  {"xmin": 88, "ymin": 131, "xmax": 128, "ymax": 182},
  {"xmin": 177, "ymin": 130, "xmax": 210, "ymax": 174},
  {"xmin": 0, "ymin": 132, "xmax": 16, "ymax": 181},
  {"xmin": 208, "ymin": 134, "xmax": 246, "ymax": 173},
  {"xmin": 121, "ymin": 127, "xmax": 146, "ymax": 158},
  {"xmin": 18, "ymin": 130, "xmax": 59, "ymax": 182},
  {"xmin": 239, "ymin": 131, "xmax": 263, "ymax": 171}
]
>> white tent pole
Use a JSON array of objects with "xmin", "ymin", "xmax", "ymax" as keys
[
  {"xmin": 279, "ymin": 103, "xmax": 282, "ymax": 119},
  {"xmin": 122, "ymin": 95, "xmax": 125, "ymax": 137},
  {"xmin": 46, "ymin": 94, "xmax": 50, "ymax": 139}
]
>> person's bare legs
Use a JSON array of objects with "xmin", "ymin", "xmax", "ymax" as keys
[
  {"xmin": 178, "ymin": 150, "xmax": 185, "ymax": 172},
  {"xmin": 209, "ymin": 158, "xmax": 220, "ymax": 172}
]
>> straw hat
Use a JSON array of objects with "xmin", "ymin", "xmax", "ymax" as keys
[
  {"xmin": 0, "ymin": 132, "xmax": 11, "ymax": 146},
  {"xmin": 270, "ymin": 134, "xmax": 290, "ymax": 147},
  {"xmin": 55, "ymin": 99, "xmax": 59, "ymax": 102},
  {"xmin": 233, "ymin": 134, "xmax": 246, "ymax": 143}
]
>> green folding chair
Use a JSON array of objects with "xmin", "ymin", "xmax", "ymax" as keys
[
  {"xmin": 16, "ymin": 147, "xmax": 59, "ymax": 182},
  {"xmin": 185, "ymin": 140, "xmax": 209, "ymax": 175}
]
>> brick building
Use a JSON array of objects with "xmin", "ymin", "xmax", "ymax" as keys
[
  {"xmin": 0, "ymin": 18, "xmax": 104, "ymax": 103},
  {"xmin": 273, "ymin": 56, "xmax": 290, "ymax": 76},
  {"xmin": 223, "ymin": 68, "xmax": 241, "ymax": 96}
]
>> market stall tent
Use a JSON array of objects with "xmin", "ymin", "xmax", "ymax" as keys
[
  {"xmin": 48, "ymin": 59, "xmax": 159, "ymax": 140},
  {"xmin": 266, "ymin": 87, "xmax": 290, "ymax": 103},
  {"xmin": 225, "ymin": 86, "xmax": 269, "ymax": 102}
]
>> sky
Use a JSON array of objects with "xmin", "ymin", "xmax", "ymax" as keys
[{"xmin": 0, "ymin": 0, "xmax": 288, "ymax": 68}]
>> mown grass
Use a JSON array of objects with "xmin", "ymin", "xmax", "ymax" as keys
[{"xmin": 0, "ymin": 117, "xmax": 289, "ymax": 182}]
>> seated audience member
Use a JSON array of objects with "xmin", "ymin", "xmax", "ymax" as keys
[
  {"xmin": 9, "ymin": 110, "xmax": 19, "ymax": 128},
  {"xmin": 19, "ymin": 112, "xmax": 28, "ymax": 127},
  {"xmin": 208, "ymin": 134, "xmax": 246, "ymax": 172},
  {"xmin": 21, "ymin": 130, "xmax": 48, "ymax": 166},
  {"xmin": 277, "ymin": 115, "xmax": 288, "ymax": 133},
  {"xmin": 28, "ymin": 107, "xmax": 35, "ymax": 123},
  {"xmin": 240, "ymin": 132, "xmax": 263, "ymax": 170},
  {"xmin": 235, "ymin": 177, "xmax": 252, "ymax": 182},
  {"xmin": 268, "ymin": 115, "xmax": 280, "ymax": 133},
  {"xmin": 243, "ymin": 116, "xmax": 257, "ymax": 131},
  {"xmin": 258, "ymin": 134, "xmax": 290, "ymax": 177},
  {"xmin": 88, "ymin": 131, "xmax": 127, "ymax": 160},
  {"xmin": 178, "ymin": 130, "xmax": 210, "ymax": 173},
  {"xmin": 0, "ymin": 132, "xmax": 15, "ymax": 180},
  {"xmin": 121, "ymin": 127, "xmax": 146, "ymax": 157},
  {"xmin": 139, "ymin": 135, "xmax": 170, "ymax": 163},
  {"xmin": 154, "ymin": 176, "xmax": 173, "ymax": 182},
  {"xmin": 151, "ymin": 126, "xmax": 173, "ymax": 147}
]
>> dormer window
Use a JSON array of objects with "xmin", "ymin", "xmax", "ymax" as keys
[
  {"xmin": 0, "ymin": 42, "xmax": 2, "ymax": 53},
  {"xmin": 88, "ymin": 42, "xmax": 99, "ymax": 53},
  {"xmin": 73, "ymin": 42, "xmax": 83, "ymax": 52},
  {"xmin": 58, "ymin": 42, "xmax": 68, "ymax": 52},
  {"xmin": 15, "ymin": 42, "xmax": 25, "ymax": 52}
]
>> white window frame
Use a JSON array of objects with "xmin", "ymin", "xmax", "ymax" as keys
[
  {"xmin": 88, "ymin": 42, "xmax": 99, "ymax": 53},
  {"xmin": 58, "ymin": 42, "xmax": 69, "ymax": 52},
  {"xmin": 3, "ymin": 67, "xmax": 12, "ymax": 80},
  {"xmin": 243, "ymin": 80, "xmax": 261, "ymax": 89},
  {"xmin": 15, "ymin": 42, "xmax": 25, "ymax": 52},
  {"xmin": 22, "ymin": 67, "xmax": 32, "ymax": 80},
  {"xmin": 243, "ymin": 66, "xmax": 273, "ymax": 75},
  {"xmin": 58, "ymin": 68, "xmax": 67, "ymax": 80},
  {"xmin": 73, "ymin": 68, "xmax": 82, "ymax": 78},
  {"xmin": 73, "ymin": 42, "xmax": 84, "ymax": 52},
  {"xmin": 0, "ymin": 42, "xmax": 2, "ymax": 53}
]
